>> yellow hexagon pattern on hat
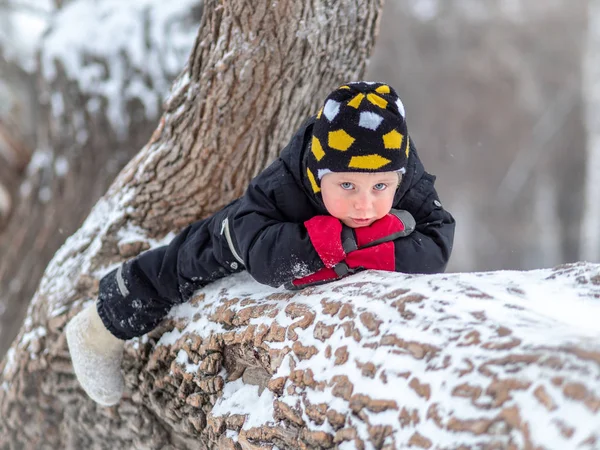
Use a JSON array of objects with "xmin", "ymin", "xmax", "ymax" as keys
[
  {"xmin": 367, "ymin": 93, "xmax": 388, "ymax": 109},
  {"xmin": 312, "ymin": 136, "xmax": 325, "ymax": 161},
  {"xmin": 348, "ymin": 154, "xmax": 392, "ymax": 170},
  {"xmin": 347, "ymin": 93, "xmax": 365, "ymax": 109},
  {"xmin": 383, "ymin": 129, "xmax": 404, "ymax": 149},
  {"xmin": 328, "ymin": 129, "xmax": 355, "ymax": 151},
  {"xmin": 307, "ymin": 167, "xmax": 320, "ymax": 193}
]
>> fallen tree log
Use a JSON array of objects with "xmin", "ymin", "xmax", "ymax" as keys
[{"xmin": 2, "ymin": 262, "xmax": 600, "ymax": 449}]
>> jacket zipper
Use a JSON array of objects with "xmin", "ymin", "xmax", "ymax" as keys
[{"xmin": 220, "ymin": 217, "xmax": 245, "ymax": 266}]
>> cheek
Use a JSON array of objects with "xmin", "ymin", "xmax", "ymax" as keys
[
  {"xmin": 322, "ymin": 191, "xmax": 348, "ymax": 217},
  {"xmin": 374, "ymin": 193, "xmax": 395, "ymax": 217}
]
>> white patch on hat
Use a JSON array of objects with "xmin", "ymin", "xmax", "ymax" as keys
[
  {"xmin": 317, "ymin": 168, "xmax": 332, "ymax": 179},
  {"xmin": 359, "ymin": 111, "xmax": 384, "ymax": 130},
  {"xmin": 323, "ymin": 100, "xmax": 341, "ymax": 121},
  {"xmin": 395, "ymin": 98, "xmax": 405, "ymax": 118}
]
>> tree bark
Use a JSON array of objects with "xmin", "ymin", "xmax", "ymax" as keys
[
  {"xmin": 0, "ymin": 0, "xmax": 202, "ymax": 359},
  {"xmin": 0, "ymin": 0, "xmax": 385, "ymax": 448}
]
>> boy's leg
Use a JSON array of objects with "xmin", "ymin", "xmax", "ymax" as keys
[
  {"xmin": 66, "ymin": 259, "xmax": 175, "ymax": 406},
  {"xmin": 67, "ymin": 213, "xmax": 239, "ymax": 405}
]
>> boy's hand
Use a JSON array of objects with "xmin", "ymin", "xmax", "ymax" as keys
[
  {"xmin": 287, "ymin": 266, "xmax": 342, "ymax": 289},
  {"xmin": 304, "ymin": 215, "xmax": 356, "ymax": 267},
  {"xmin": 346, "ymin": 209, "xmax": 415, "ymax": 251},
  {"xmin": 288, "ymin": 241, "xmax": 395, "ymax": 289},
  {"xmin": 345, "ymin": 242, "xmax": 395, "ymax": 271},
  {"xmin": 297, "ymin": 210, "xmax": 414, "ymax": 289},
  {"xmin": 287, "ymin": 241, "xmax": 396, "ymax": 289}
]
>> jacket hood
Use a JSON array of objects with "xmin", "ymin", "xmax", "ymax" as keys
[{"xmin": 279, "ymin": 116, "xmax": 425, "ymax": 212}]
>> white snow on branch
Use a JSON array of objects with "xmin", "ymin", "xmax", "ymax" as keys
[
  {"xmin": 39, "ymin": 0, "xmax": 200, "ymax": 139},
  {"xmin": 37, "ymin": 187, "xmax": 137, "ymax": 312},
  {"xmin": 116, "ymin": 222, "xmax": 176, "ymax": 249},
  {"xmin": 162, "ymin": 264, "xmax": 600, "ymax": 448},
  {"xmin": 212, "ymin": 378, "xmax": 276, "ymax": 431},
  {"xmin": 0, "ymin": 0, "xmax": 53, "ymax": 71}
]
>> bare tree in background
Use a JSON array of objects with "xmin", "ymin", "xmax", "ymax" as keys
[{"xmin": 581, "ymin": 0, "xmax": 600, "ymax": 262}]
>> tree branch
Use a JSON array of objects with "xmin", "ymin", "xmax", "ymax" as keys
[{"xmin": 0, "ymin": 0, "xmax": 51, "ymax": 17}]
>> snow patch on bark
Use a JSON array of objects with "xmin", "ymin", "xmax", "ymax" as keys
[
  {"xmin": 212, "ymin": 378, "xmax": 276, "ymax": 430},
  {"xmin": 116, "ymin": 222, "xmax": 176, "ymax": 248},
  {"xmin": 37, "ymin": 188, "xmax": 136, "ymax": 313}
]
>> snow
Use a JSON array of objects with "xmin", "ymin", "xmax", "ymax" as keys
[
  {"xmin": 160, "ymin": 264, "xmax": 600, "ymax": 447},
  {"xmin": 20, "ymin": 326, "xmax": 47, "ymax": 359},
  {"xmin": 174, "ymin": 349, "xmax": 200, "ymax": 374},
  {"xmin": 33, "ymin": 0, "xmax": 199, "ymax": 139},
  {"xmin": 409, "ymin": 0, "xmax": 440, "ymax": 21},
  {"xmin": 25, "ymin": 149, "xmax": 53, "ymax": 176},
  {"xmin": 0, "ymin": 0, "xmax": 53, "ymax": 71},
  {"xmin": 211, "ymin": 378, "xmax": 276, "ymax": 431},
  {"xmin": 53, "ymin": 156, "xmax": 69, "ymax": 177},
  {"xmin": 37, "ymin": 187, "xmax": 137, "ymax": 314},
  {"xmin": 1, "ymin": 348, "xmax": 16, "ymax": 378},
  {"xmin": 116, "ymin": 222, "xmax": 176, "ymax": 249}
]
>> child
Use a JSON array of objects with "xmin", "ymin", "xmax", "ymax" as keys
[{"xmin": 66, "ymin": 82, "xmax": 455, "ymax": 406}]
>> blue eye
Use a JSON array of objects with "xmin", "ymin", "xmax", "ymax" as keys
[
  {"xmin": 373, "ymin": 183, "xmax": 387, "ymax": 191},
  {"xmin": 340, "ymin": 182, "xmax": 354, "ymax": 190}
]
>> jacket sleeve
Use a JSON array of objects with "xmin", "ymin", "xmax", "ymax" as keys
[
  {"xmin": 230, "ymin": 161, "xmax": 324, "ymax": 288},
  {"xmin": 393, "ymin": 173, "xmax": 455, "ymax": 274}
]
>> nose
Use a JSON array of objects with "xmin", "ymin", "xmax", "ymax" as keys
[{"xmin": 354, "ymin": 191, "xmax": 372, "ymax": 212}]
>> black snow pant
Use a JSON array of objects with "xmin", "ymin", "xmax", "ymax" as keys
[{"xmin": 96, "ymin": 205, "xmax": 245, "ymax": 340}]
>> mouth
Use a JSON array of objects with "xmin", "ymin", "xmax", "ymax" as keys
[{"xmin": 350, "ymin": 218, "xmax": 372, "ymax": 226}]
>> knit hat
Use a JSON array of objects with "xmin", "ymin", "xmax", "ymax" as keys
[{"xmin": 306, "ymin": 81, "xmax": 410, "ymax": 193}]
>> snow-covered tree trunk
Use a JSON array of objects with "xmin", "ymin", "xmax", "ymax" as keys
[
  {"xmin": 581, "ymin": 0, "xmax": 600, "ymax": 263},
  {"xmin": 0, "ymin": 0, "xmax": 202, "ymax": 359},
  {"xmin": 0, "ymin": 0, "xmax": 387, "ymax": 448}
]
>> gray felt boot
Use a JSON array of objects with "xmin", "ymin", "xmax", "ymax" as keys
[{"xmin": 66, "ymin": 303, "xmax": 125, "ymax": 406}]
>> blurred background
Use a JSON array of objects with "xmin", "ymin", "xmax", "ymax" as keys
[{"xmin": 0, "ymin": 0, "xmax": 596, "ymax": 357}]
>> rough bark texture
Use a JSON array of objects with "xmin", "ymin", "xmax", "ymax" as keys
[
  {"xmin": 0, "ymin": 0, "xmax": 385, "ymax": 448},
  {"xmin": 0, "ymin": 1, "xmax": 202, "ymax": 359}
]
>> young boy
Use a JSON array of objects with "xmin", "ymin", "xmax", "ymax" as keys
[{"xmin": 66, "ymin": 82, "xmax": 455, "ymax": 406}]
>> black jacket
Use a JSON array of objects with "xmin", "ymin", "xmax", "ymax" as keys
[{"xmin": 101, "ymin": 117, "xmax": 455, "ymax": 326}]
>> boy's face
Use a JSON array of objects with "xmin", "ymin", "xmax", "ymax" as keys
[{"xmin": 320, "ymin": 171, "xmax": 400, "ymax": 228}]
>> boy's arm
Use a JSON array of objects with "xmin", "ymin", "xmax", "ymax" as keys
[
  {"xmin": 392, "ymin": 174, "xmax": 455, "ymax": 274},
  {"xmin": 230, "ymin": 176, "xmax": 327, "ymax": 288}
]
